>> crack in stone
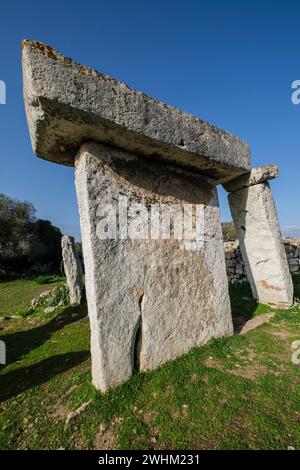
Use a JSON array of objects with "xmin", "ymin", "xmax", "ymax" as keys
[
  {"xmin": 132, "ymin": 290, "xmax": 144, "ymax": 372},
  {"xmin": 255, "ymin": 258, "xmax": 270, "ymax": 266}
]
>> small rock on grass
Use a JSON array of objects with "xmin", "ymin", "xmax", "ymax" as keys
[
  {"xmin": 44, "ymin": 306, "xmax": 57, "ymax": 314},
  {"xmin": 181, "ymin": 404, "xmax": 189, "ymax": 416},
  {"xmin": 64, "ymin": 399, "xmax": 92, "ymax": 429},
  {"xmin": 239, "ymin": 312, "xmax": 276, "ymax": 335}
]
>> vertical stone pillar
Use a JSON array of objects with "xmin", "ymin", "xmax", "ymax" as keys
[
  {"xmin": 61, "ymin": 235, "xmax": 83, "ymax": 305},
  {"xmin": 75, "ymin": 142, "xmax": 233, "ymax": 392},
  {"xmin": 225, "ymin": 167, "xmax": 293, "ymax": 307}
]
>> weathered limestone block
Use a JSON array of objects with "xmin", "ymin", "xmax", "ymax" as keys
[
  {"xmin": 22, "ymin": 40, "xmax": 250, "ymax": 182},
  {"xmin": 224, "ymin": 237, "xmax": 300, "ymax": 282},
  {"xmin": 75, "ymin": 142, "xmax": 233, "ymax": 392},
  {"xmin": 61, "ymin": 235, "xmax": 83, "ymax": 305},
  {"xmin": 223, "ymin": 165, "xmax": 278, "ymax": 192},
  {"xmin": 228, "ymin": 183, "xmax": 293, "ymax": 307}
]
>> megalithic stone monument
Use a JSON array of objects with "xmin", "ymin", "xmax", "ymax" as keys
[
  {"xmin": 224, "ymin": 166, "xmax": 294, "ymax": 307},
  {"xmin": 75, "ymin": 142, "xmax": 233, "ymax": 390},
  {"xmin": 61, "ymin": 235, "xmax": 83, "ymax": 306},
  {"xmin": 22, "ymin": 40, "xmax": 293, "ymax": 392}
]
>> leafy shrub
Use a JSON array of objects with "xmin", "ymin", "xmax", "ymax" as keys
[
  {"xmin": 16, "ymin": 284, "xmax": 70, "ymax": 318},
  {"xmin": 32, "ymin": 284, "xmax": 69, "ymax": 310},
  {"xmin": 222, "ymin": 221, "xmax": 237, "ymax": 241},
  {"xmin": 46, "ymin": 284, "xmax": 69, "ymax": 307},
  {"xmin": 17, "ymin": 306, "xmax": 34, "ymax": 318},
  {"xmin": 0, "ymin": 193, "xmax": 62, "ymax": 272}
]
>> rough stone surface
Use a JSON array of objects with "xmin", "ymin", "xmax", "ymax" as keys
[
  {"xmin": 22, "ymin": 40, "xmax": 250, "ymax": 183},
  {"xmin": 224, "ymin": 240, "xmax": 247, "ymax": 282},
  {"xmin": 224, "ymin": 237, "xmax": 300, "ymax": 282},
  {"xmin": 223, "ymin": 165, "xmax": 279, "ymax": 192},
  {"xmin": 61, "ymin": 235, "xmax": 83, "ymax": 305},
  {"xmin": 284, "ymin": 238, "xmax": 300, "ymax": 273},
  {"xmin": 75, "ymin": 142, "xmax": 233, "ymax": 392},
  {"xmin": 228, "ymin": 183, "xmax": 294, "ymax": 307},
  {"xmin": 44, "ymin": 306, "xmax": 57, "ymax": 314},
  {"xmin": 65, "ymin": 400, "xmax": 92, "ymax": 428}
]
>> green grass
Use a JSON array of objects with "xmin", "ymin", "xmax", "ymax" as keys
[
  {"xmin": 33, "ymin": 274, "xmax": 65, "ymax": 286},
  {"xmin": 0, "ymin": 275, "xmax": 300, "ymax": 450},
  {"xmin": 0, "ymin": 276, "xmax": 64, "ymax": 317}
]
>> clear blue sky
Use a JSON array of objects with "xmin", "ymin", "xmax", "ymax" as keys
[{"xmin": 0, "ymin": 0, "xmax": 299, "ymax": 239}]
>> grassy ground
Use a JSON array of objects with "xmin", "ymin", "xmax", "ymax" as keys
[
  {"xmin": 0, "ymin": 275, "xmax": 65, "ymax": 317},
  {"xmin": 0, "ymin": 275, "xmax": 300, "ymax": 450}
]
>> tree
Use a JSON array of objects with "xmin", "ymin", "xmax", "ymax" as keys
[
  {"xmin": 222, "ymin": 221, "xmax": 237, "ymax": 241},
  {"xmin": 33, "ymin": 219, "xmax": 62, "ymax": 268},
  {"xmin": 0, "ymin": 193, "xmax": 62, "ymax": 272}
]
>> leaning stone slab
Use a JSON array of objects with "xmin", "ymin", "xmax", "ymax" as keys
[
  {"xmin": 75, "ymin": 142, "xmax": 233, "ymax": 392},
  {"xmin": 22, "ymin": 40, "xmax": 250, "ymax": 183},
  {"xmin": 228, "ymin": 183, "xmax": 293, "ymax": 307},
  {"xmin": 223, "ymin": 165, "xmax": 278, "ymax": 192},
  {"xmin": 61, "ymin": 235, "xmax": 83, "ymax": 305},
  {"xmin": 239, "ymin": 312, "xmax": 276, "ymax": 335}
]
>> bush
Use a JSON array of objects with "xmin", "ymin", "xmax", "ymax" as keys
[
  {"xmin": 222, "ymin": 221, "xmax": 237, "ymax": 241},
  {"xmin": 17, "ymin": 284, "xmax": 71, "ymax": 319},
  {"xmin": 0, "ymin": 193, "xmax": 62, "ymax": 273},
  {"xmin": 17, "ymin": 307, "xmax": 33, "ymax": 318},
  {"xmin": 46, "ymin": 284, "xmax": 69, "ymax": 307},
  {"xmin": 31, "ymin": 284, "xmax": 70, "ymax": 311}
]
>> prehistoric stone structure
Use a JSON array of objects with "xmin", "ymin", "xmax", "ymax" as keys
[
  {"xmin": 75, "ymin": 142, "xmax": 232, "ymax": 390},
  {"xmin": 224, "ymin": 238, "xmax": 300, "ymax": 282},
  {"xmin": 22, "ymin": 40, "xmax": 293, "ymax": 391},
  {"xmin": 224, "ymin": 167, "xmax": 293, "ymax": 307},
  {"xmin": 61, "ymin": 235, "xmax": 83, "ymax": 306},
  {"xmin": 223, "ymin": 164, "xmax": 279, "ymax": 192}
]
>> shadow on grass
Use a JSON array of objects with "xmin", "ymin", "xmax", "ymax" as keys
[
  {"xmin": 0, "ymin": 304, "xmax": 87, "ymax": 366},
  {"xmin": 229, "ymin": 281, "xmax": 259, "ymax": 332},
  {"xmin": 0, "ymin": 350, "xmax": 90, "ymax": 402},
  {"xmin": 229, "ymin": 274, "xmax": 300, "ymax": 333},
  {"xmin": 293, "ymin": 273, "xmax": 300, "ymax": 299}
]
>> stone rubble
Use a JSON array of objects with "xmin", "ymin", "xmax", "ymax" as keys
[
  {"xmin": 29, "ymin": 285, "xmax": 69, "ymax": 314},
  {"xmin": 225, "ymin": 237, "xmax": 300, "ymax": 282}
]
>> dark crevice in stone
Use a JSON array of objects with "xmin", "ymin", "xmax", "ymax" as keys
[
  {"xmin": 133, "ymin": 319, "xmax": 142, "ymax": 372},
  {"xmin": 133, "ymin": 291, "xmax": 144, "ymax": 372}
]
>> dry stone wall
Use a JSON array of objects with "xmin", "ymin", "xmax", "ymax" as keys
[{"xmin": 225, "ymin": 237, "xmax": 300, "ymax": 282}]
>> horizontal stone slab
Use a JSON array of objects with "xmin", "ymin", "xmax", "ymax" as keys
[
  {"xmin": 22, "ymin": 40, "xmax": 251, "ymax": 183},
  {"xmin": 223, "ymin": 165, "xmax": 278, "ymax": 192}
]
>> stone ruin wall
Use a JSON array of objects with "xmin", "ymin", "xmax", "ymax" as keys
[{"xmin": 225, "ymin": 237, "xmax": 300, "ymax": 282}]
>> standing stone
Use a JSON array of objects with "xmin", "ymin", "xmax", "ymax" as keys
[
  {"xmin": 61, "ymin": 235, "xmax": 83, "ymax": 305},
  {"xmin": 228, "ymin": 183, "xmax": 293, "ymax": 307},
  {"xmin": 75, "ymin": 142, "xmax": 233, "ymax": 392}
]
